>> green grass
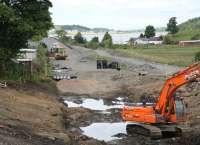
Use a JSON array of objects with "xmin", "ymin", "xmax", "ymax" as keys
[
  {"xmin": 172, "ymin": 30, "xmax": 200, "ymax": 41},
  {"xmin": 113, "ymin": 45, "xmax": 200, "ymax": 66},
  {"xmin": 172, "ymin": 17, "xmax": 200, "ymax": 41}
]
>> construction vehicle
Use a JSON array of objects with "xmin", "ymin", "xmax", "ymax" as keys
[
  {"xmin": 51, "ymin": 43, "xmax": 68, "ymax": 60},
  {"xmin": 122, "ymin": 62, "xmax": 200, "ymax": 139}
]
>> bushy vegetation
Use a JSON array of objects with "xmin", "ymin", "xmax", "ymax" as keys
[
  {"xmin": 166, "ymin": 17, "xmax": 179, "ymax": 34},
  {"xmin": 87, "ymin": 37, "xmax": 99, "ymax": 49},
  {"xmin": 145, "ymin": 25, "xmax": 156, "ymax": 38},
  {"xmin": 0, "ymin": 0, "xmax": 52, "ymax": 81},
  {"xmin": 191, "ymin": 34, "xmax": 200, "ymax": 40},
  {"xmin": 56, "ymin": 29, "xmax": 72, "ymax": 44},
  {"xmin": 74, "ymin": 32, "xmax": 86, "ymax": 44},
  {"xmin": 163, "ymin": 35, "xmax": 177, "ymax": 44},
  {"xmin": 32, "ymin": 44, "xmax": 51, "ymax": 81},
  {"xmin": 101, "ymin": 32, "xmax": 113, "ymax": 48},
  {"xmin": 172, "ymin": 17, "xmax": 200, "ymax": 41},
  {"xmin": 195, "ymin": 51, "xmax": 200, "ymax": 62}
]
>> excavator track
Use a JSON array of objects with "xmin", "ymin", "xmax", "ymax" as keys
[
  {"xmin": 126, "ymin": 124, "xmax": 162, "ymax": 139},
  {"xmin": 126, "ymin": 124, "xmax": 183, "ymax": 139}
]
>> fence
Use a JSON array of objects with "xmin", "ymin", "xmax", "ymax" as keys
[{"xmin": 0, "ymin": 59, "xmax": 32, "ymax": 81}]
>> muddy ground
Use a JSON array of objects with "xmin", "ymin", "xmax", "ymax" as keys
[
  {"xmin": 0, "ymin": 41, "xmax": 200, "ymax": 145},
  {"xmin": 57, "ymin": 45, "xmax": 200, "ymax": 145}
]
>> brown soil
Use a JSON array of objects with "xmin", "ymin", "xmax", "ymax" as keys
[{"xmin": 0, "ymin": 83, "xmax": 105, "ymax": 145}]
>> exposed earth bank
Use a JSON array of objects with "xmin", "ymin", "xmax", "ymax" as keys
[{"xmin": 0, "ymin": 82, "xmax": 106, "ymax": 145}]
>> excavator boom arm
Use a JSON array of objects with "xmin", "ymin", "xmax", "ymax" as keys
[{"xmin": 155, "ymin": 62, "xmax": 200, "ymax": 118}]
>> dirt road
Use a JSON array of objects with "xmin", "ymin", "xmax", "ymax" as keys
[{"xmin": 57, "ymin": 45, "xmax": 180, "ymax": 97}]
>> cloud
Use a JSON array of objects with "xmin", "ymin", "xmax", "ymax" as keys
[{"xmin": 50, "ymin": 0, "xmax": 200, "ymax": 29}]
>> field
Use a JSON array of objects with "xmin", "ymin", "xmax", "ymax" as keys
[{"xmin": 113, "ymin": 45, "xmax": 200, "ymax": 66}]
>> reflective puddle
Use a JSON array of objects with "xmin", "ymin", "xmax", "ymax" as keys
[
  {"xmin": 63, "ymin": 97, "xmax": 153, "ymax": 142},
  {"xmin": 80, "ymin": 122, "xmax": 127, "ymax": 141},
  {"xmin": 64, "ymin": 98, "xmax": 125, "ymax": 111},
  {"xmin": 64, "ymin": 97, "xmax": 153, "ymax": 111}
]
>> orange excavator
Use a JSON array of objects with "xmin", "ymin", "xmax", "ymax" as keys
[{"xmin": 122, "ymin": 62, "xmax": 200, "ymax": 139}]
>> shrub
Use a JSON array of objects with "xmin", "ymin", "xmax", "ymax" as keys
[
  {"xmin": 163, "ymin": 35, "xmax": 175, "ymax": 44},
  {"xmin": 87, "ymin": 41, "xmax": 99, "ymax": 49},
  {"xmin": 195, "ymin": 51, "xmax": 200, "ymax": 62},
  {"xmin": 101, "ymin": 32, "xmax": 113, "ymax": 48},
  {"xmin": 91, "ymin": 37, "xmax": 99, "ymax": 43},
  {"xmin": 102, "ymin": 39, "xmax": 113, "ymax": 48},
  {"xmin": 191, "ymin": 34, "xmax": 200, "ymax": 40},
  {"xmin": 74, "ymin": 32, "xmax": 86, "ymax": 44},
  {"xmin": 86, "ymin": 37, "xmax": 99, "ymax": 49}
]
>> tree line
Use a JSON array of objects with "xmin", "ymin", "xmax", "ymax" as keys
[
  {"xmin": 57, "ymin": 17, "xmax": 179, "ymax": 49},
  {"xmin": 57, "ymin": 30, "xmax": 114, "ymax": 49}
]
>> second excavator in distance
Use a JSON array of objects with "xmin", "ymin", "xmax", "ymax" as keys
[{"xmin": 122, "ymin": 62, "xmax": 200, "ymax": 139}]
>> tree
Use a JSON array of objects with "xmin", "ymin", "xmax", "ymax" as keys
[
  {"xmin": 166, "ymin": 17, "xmax": 179, "ymax": 34},
  {"xmin": 101, "ymin": 32, "xmax": 113, "ymax": 48},
  {"xmin": 139, "ymin": 33, "xmax": 145, "ymax": 38},
  {"xmin": 91, "ymin": 37, "xmax": 99, "ymax": 43},
  {"xmin": 74, "ymin": 32, "xmax": 85, "ymax": 44},
  {"xmin": 145, "ymin": 25, "xmax": 156, "ymax": 38},
  {"xmin": 0, "ymin": 0, "xmax": 53, "ymax": 75},
  {"xmin": 195, "ymin": 51, "xmax": 200, "ymax": 62},
  {"xmin": 128, "ymin": 38, "xmax": 135, "ymax": 48},
  {"xmin": 191, "ymin": 34, "xmax": 200, "ymax": 40},
  {"xmin": 56, "ymin": 29, "xmax": 71, "ymax": 43},
  {"xmin": 56, "ymin": 29, "xmax": 67, "ymax": 39},
  {"xmin": 87, "ymin": 37, "xmax": 99, "ymax": 49}
]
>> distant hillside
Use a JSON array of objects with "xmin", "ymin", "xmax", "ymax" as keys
[
  {"xmin": 55, "ymin": 25, "xmax": 113, "ymax": 32},
  {"xmin": 92, "ymin": 27, "xmax": 113, "ymax": 32},
  {"xmin": 61, "ymin": 25, "xmax": 90, "ymax": 31},
  {"xmin": 54, "ymin": 24, "xmax": 165, "ymax": 33},
  {"xmin": 173, "ymin": 17, "xmax": 200, "ymax": 41}
]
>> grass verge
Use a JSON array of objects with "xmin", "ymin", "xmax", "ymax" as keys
[{"xmin": 112, "ymin": 45, "xmax": 200, "ymax": 66}]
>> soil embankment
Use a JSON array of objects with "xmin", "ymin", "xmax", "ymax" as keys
[{"xmin": 0, "ymin": 82, "xmax": 105, "ymax": 145}]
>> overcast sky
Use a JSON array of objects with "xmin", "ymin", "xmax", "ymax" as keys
[{"xmin": 50, "ymin": 0, "xmax": 200, "ymax": 30}]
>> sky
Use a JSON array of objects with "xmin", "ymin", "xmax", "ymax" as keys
[{"xmin": 50, "ymin": 0, "xmax": 200, "ymax": 30}]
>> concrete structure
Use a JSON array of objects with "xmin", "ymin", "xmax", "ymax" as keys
[
  {"xmin": 134, "ymin": 38, "xmax": 149, "ymax": 45},
  {"xmin": 134, "ymin": 37, "xmax": 163, "ymax": 46},
  {"xmin": 19, "ymin": 49, "xmax": 37, "ymax": 61},
  {"xmin": 148, "ymin": 37, "xmax": 163, "ymax": 45},
  {"xmin": 179, "ymin": 40, "xmax": 200, "ymax": 46}
]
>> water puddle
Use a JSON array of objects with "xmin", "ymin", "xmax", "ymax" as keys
[
  {"xmin": 64, "ymin": 97, "xmax": 154, "ymax": 111},
  {"xmin": 64, "ymin": 98, "xmax": 125, "ymax": 111},
  {"xmin": 63, "ymin": 97, "xmax": 154, "ymax": 141},
  {"xmin": 80, "ymin": 122, "xmax": 127, "ymax": 141}
]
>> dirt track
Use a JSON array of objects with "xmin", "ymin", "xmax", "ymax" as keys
[{"xmin": 57, "ymin": 45, "xmax": 179, "ymax": 98}]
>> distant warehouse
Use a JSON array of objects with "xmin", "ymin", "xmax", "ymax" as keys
[{"xmin": 179, "ymin": 40, "xmax": 200, "ymax": 46}]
